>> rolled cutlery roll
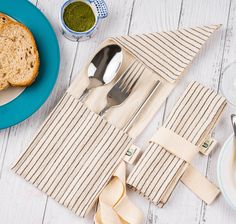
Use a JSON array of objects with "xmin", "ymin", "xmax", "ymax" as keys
[{"xmin": 12, "ymin": 25, "xmax": 222, "ymax": 218}]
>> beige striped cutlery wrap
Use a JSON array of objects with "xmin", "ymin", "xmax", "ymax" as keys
[
  {"xmin": 127, "ymin": 82, "xmax": 227, "ymax": 206},
  {"xmin": 12, "ymin": 25, "xmax": 220, "ymax": 217}
]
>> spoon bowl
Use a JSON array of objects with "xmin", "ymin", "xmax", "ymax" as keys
[
  {"xmin": 81, "ymin": 44, "xmax": 123, "ymax": 99},
  {"xmin": 231, "ymin": 114, "xmax": 236, "ymax": 136}
]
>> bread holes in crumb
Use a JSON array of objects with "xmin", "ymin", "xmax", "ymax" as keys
[{"xmin": 0, "ymin": 17, "xmax": 6, "ymax": 24}]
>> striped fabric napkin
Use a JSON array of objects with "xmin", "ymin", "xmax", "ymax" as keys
[{"xmin": 127, "ymin": 82, "xmax": 227, "ymax": 206}]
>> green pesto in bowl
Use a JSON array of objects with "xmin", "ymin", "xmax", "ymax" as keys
[{"xmin": 63, "ymin": 1, "xmax": 96, "ymax": 32}]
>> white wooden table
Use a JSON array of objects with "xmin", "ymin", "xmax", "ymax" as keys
[{"xmin": 1, "ymin": 0, "xmax": 236, "ymax": 223}]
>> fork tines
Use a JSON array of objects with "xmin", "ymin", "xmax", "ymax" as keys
[{"xmin": 118, "ymin": 61, "xmax": 145, "ymax": 93}]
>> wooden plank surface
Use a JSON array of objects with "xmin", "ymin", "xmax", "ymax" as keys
[{"xmin": 0, "ymin": 0, "xmax": 236, "ymax": 223}]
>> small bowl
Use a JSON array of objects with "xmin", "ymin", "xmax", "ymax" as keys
[
  {"xmin": 217, "ymin": 134, "xmax": 236, "ymax": 210},
  {"xmin": 60, "ymin": 0, "xmax": 108, "ymax": 41}
]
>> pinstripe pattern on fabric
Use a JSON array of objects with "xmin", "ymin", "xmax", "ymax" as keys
[
  {"xmin": 12, "ymin": 93, "xmax": 133, "ymax": 217},
  {"xmin": 127, "ymin": 82, "xmax": 227, "ymax": 206},
  {"xmin": 114, "ymin": 25, "xmax": 220, "ymax": 83},
  {"xmin": 11, "ymin": 25, "xmax": 221, "ymax": 217}
]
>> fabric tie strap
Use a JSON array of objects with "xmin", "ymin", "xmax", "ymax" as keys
[
  {"xmin": 95, "ymin": 161, "xmax": 143, "ymax": 224},
  {"xmin": 181, "ymin": 165, "xmax": 220, "ymax": 204},
  {"xmin": 151, "ymin": 127, "xmax": 198, "ymax": 164}
]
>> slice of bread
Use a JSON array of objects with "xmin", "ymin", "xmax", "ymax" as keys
[{"xmin": 0, "ymin": 15, "xmax": 39, "ymax": 91}]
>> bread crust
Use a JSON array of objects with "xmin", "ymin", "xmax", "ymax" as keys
[
  {"xmin": 0, "ymin": 13, "xmax": 11, "ymax": 27},
  {"xmin": 0, "ymin": 13, "xmax": 40, "ymax": 90}
]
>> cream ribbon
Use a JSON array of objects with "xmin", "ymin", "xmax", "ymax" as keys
[
  {"xmin": 94, "ymin": 161, "xmax": 143, "ymax": 224},
  {"xmin": 151, "ymin": 127, "xmax": 199, "ymax": 163},
  {"xmin": 181, "ymin": 165, "xmax": 220, "ymax": 204}
]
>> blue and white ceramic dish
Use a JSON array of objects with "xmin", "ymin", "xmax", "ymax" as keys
[
  {"xmin": 217, "ymin": 134, "xmax": 236, "ymax": 210},
  {"xmin": 60, "ymin": 0, "xmax": 108, "ymax": 41}
]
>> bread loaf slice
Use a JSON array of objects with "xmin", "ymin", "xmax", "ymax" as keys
[{"xmin": 0, "ymin": 16, "xmax": 39, "ymax": 91}]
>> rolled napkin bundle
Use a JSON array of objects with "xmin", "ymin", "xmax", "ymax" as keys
[{"xmin": 127, "ymin": 81, "xmax": 227, "ymax": 206}]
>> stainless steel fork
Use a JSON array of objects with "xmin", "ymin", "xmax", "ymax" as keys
[{"xmin": 99, "ymin": 61, "xmax": 144, "ymax": 115}]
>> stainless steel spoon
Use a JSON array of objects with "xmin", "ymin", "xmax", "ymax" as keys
[
  {"xmin": 231, "ymin": 114, "xmax": 236, "ymax": 184},
  {"xmin": 80, "ymin": 44, "xmax": 123, "ymax": 99},
  {"xmin": 231, "ymin": 114, "xmax": 236, "ymax": 136}
]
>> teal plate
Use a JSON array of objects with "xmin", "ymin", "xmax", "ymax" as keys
[{"xmin": 0, "ymin": 0, "xmax": 60, "ymax": 129}]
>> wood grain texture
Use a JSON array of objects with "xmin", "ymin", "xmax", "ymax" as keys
[{"xmin": 0, "ymin": 0, "xmax": 236, "ymax": 223}]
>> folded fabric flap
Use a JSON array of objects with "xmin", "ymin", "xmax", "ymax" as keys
[
  {"xmin": 150, "ymin": 127, "xmax": 198, "ymax": 164},
  {"xmin": 127, "ymin": 82, "xmax": 226, "ymax": 206},
  {"xmin": 112, "ymin": 25, "xmax": 221, "ymax": 83},
  {"xmin": 181, "ymin": 165, "xmax": 220, "ymax": 204},
  {"xmin": 12, "ymin": 93, "xmax": 133, "ymax": 217}
]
